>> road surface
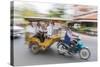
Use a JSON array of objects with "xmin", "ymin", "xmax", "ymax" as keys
[{"xmin": 13, "ymin": 33, "xmax": 97, "ymax": 66}]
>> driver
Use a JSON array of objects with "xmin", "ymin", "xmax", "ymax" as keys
[{"xmin": 64, "ymin": 27, "xmax": 78, "ymax": 48}]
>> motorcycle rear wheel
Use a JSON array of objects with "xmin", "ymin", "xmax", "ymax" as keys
[{"xmin": 57, "ymin": 45, "xmax": 65, "ymax": 55}]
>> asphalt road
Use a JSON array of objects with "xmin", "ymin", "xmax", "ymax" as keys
[{"xmin": 13, "ymin": 33, "xmax": 97, "ymax": 66}]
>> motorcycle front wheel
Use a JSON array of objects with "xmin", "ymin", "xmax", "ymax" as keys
[{"xmin": 79, "ymin": 48, "xmax": 91, "ymax": 60}]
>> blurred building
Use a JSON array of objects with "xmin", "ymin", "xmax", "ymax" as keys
[{"xmin": 68, "ymin": 5, "xmax": 97, "ymax": 30}]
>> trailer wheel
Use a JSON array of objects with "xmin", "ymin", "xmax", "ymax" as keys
[{"xmin": 31, "ymin": 44, "xmax": 40, "ymax": 54}]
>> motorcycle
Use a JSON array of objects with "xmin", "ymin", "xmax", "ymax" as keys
[{"xmin": 57, "ymin": 35, "xmax": 91, "ymax": 60}]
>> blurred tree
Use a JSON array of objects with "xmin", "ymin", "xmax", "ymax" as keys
[
  {"xmin": 21, "ymin": 8, "xmax": 39, "ymax": 17},
  {"xmin": 13, "ymin": 4, "xmax": 39, "ymax": 27},
  {"xmin": 48, "ymin": 4, "xmax": 66, "ymax": 18},
  {"xmin": 14, "ymin": 3, "xmax": 39, "ymax": 17}
]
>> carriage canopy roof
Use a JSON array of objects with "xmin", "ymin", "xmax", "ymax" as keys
[{"xmin": 24, "ymin": 16, "xmax": 70, "ymax": 22}]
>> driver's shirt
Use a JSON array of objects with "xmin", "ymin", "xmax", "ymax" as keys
[{"xmin": 66, "ymin": 30, "xmax": 73, "ymax": 41}]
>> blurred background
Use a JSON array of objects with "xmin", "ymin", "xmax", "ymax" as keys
[{"xmin": 11, "ymin": 1, "xmax": 97, "ymax": 36}]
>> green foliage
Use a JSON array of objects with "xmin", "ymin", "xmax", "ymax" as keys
[
  {"xmin": 21, "ymin": 8, "xmax": 39, "ymax": 17},
  {"xmin": 48, "ymin": 4, "xmax": 66, "ymax": 18},
  {"xmin": 74, "ymin": 27, "xmax": 92, "ymax": 33}
]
